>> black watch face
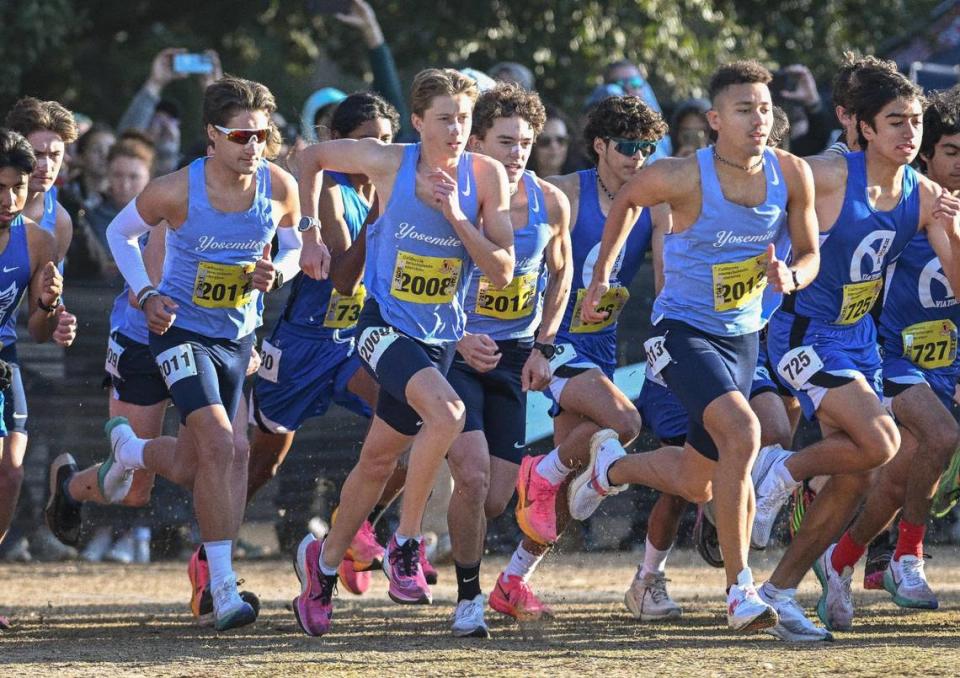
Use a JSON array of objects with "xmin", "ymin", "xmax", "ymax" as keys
[{"xmin": 537, "ymin": 344, "xmax": 556, "ymax": 359}]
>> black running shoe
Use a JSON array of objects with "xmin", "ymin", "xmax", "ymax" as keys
[
  {"xmin": 694, "ymin": 504, "xmax": 724, "ymax": 568},
  {"xmin": 44, "ymin": 453, "xmax": 82, "ymax": 548}
]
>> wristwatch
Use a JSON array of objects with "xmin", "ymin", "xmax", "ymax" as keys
[
  {"xmin": 297, "ymin": 216, "xmax": 321, "ymax": 232},
  {"xmin": 533, "ymin": 342, "xmax": 556, "ymax": 360},
  {"xmin": 789, "ymin": 268, "xmax": 801, "ymax": 293}
]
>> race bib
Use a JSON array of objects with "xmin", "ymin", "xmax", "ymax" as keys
[
  {"xmin": 258, "ymin": 338, "xmax": 281, "ymax": 383},
  {"xmin": 391, "ymin": 251, "xmax": 462, "ymax": 304},
  {"xmin": 836, "ymin": 279, "xmax": 882, "ymax": 325},
  {"xmin": 155, "ymin": 344, "xmax": 198, "ymax": 389},
  {"xmin": 357, "ymin": 326, "xmax": 399, "ymax": 372},
  {"xmin": 193, "ymin": 261, "xmax": 254, "ymax": 309},
  {"xmin": 643, "ymin": 336, "xmax": 671, "ymax": 375},
  {"xmin": 902, "ymin": 319, "xmax": 958, "ymax": 369},
  {"xmin": 776, "ymin": 345, "xmax": 824, "ymax": 391},
  {"xmin": 712, "ymin": 254, "xmax": 767, "ymax": 312},
  {"xmin": 104, "ymin": 336, "xmax": 124, "ymax": 380},
  {"xmin": 569, "ymin": 286, "xmax": 630, "ymax": 334},
  {"xmin": 548, "ymin": 343, "xmax": 577, "ymax": 375},
  {"xmin": 324, "ymin": 284, "xmax": 366, "ymax": 330},
  {"xmin": 475, "ymin": 272, "xmax": 538, "ymax": 320}
]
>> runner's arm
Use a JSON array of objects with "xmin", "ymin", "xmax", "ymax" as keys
[
  {"xmin": 535, "ymin": 182, "xmax": 572, "ymax": 344},
  {"xmin": 650, "ymin": 203, "xmax": 672, "ymax": 296},
  {"xmin": 318, "ymin": 174, "xmax": 369, "ymax": 295},
  {"xmin": 921, "ymin": 179, "xmax": 960, "ymax": 294},
  {"xmin": 780, "ymin": 152, "xmax": 820, "ymax": 291},
  {"xmin": 270, "ymin": 166, "xmax": 302, "ymax": 287},
  {"xmin": 26, "ymin": 225, "xmax": 61, "ymax": 343},
  {"xmin": 53, "ymin": 202, "xmax": 73, "ymax": 264}
]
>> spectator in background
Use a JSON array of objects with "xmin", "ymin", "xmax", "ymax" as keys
[
  {"xmin": 770, "ymin": 63, "xmax": 834, "ymax": 156},
  {"xmin": 300, "ymin": 87, "xmax": 347, "ymax": 144},
  {"xmin": 62, "ymin": 123, "xmax": 115, "ymax": 214},
  {"xmin": 489, "ymin": 61, "xmax": 535, "ymax": 91},
  {"xmin": 529, "ymin": 104, "xmax": 573, "ymax": 177},
  {"xmin": 670, "ymin": 98, "xmax": 710, "ymax": 158}
]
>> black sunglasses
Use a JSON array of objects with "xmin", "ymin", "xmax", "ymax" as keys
[{"xmin": 608, "ymin": 137, "xmax": 658, "ymax": 158}]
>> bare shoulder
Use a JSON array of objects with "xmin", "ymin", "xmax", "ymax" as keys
[
  {"xmin": 803, "ymin": 151, "xmax": 847, "ymax": 187},
  {"xmin": 772, "ymin": 148, "xmax": 815, "ymax": 189},
  {"xmin": 472, "ymin": 153, "xmax": 509, "ymax": 195},
  {"xmin": 545, "ymin": 171, "xmax": 580, "ymax": 202},
  {"xmin": 629, "ymin": 155, "xmax": 698, "ymax": 202},
  {"xmin": 138, "ymin": 167, "xmax": 189, "ymax": 223},
  {"xmin": 914, "ymin": 171, "xmax": 946, "ymax": 211},
  {"xmin": 54, "ymin": 201, "xmax": 73, "ymax": 227},
  {"xmin": 535, "ymin": 175, "xmax": 571, "ymax": 216},
  {"xmin": 24, "ymin": 218, "xmax": 57, "ymax": 253},
  {"xmin": 267, "ymin": 161, "xmax": 298, "ymax": 201}
]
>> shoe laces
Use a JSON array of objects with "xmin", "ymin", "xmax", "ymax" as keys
[
  {"xmin": 900, "ymin": 557, "xmax": 927, "ymax": 589},
  {"xmin": 454, "ymin": 595, "xmax": 484, "ymax": 621},
  {"xmin": 311, "ymin": 572, "xmax": 337, "ymax": 605},
  {"xmin": 212, "ymin": 577, "xmax": 240, "ymax": 610},
  {"xmin": 390, "ymin": 539, "xmax": 420, "ymax": 578},
  {"xmin": 642, "ymin": 573, "xmax": 671, "ymax": 604}
]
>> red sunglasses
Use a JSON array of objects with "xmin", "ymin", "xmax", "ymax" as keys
[{"xmin": 214, "ymin": 125, "xmax": 269, "ymax": 145}]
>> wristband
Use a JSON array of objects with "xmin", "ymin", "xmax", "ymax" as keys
[
  {"xmin": 789, "ymin": 268, "xmax": 801, "ymax": 294},
  {"xmin": 271, "ymin": 271, "xmax": 284, "ymax": 292},
  {"xmin": 38, "ymin": 296, "xmax": 60, "ymax": 313},
  {"xmin": 137, "ymin": 287, "xmax": 160, "ymax": 310}
]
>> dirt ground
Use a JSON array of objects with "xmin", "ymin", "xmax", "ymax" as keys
[{"xmin": 2, "ymin": 547, "xmax": 960, "ymax": 677}]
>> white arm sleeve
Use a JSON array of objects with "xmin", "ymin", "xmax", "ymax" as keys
[
  {"xmin": 106, "ymin": 198, "xmax": 154, "ymax": 296},
  {"xmin": 273, "ymin": 226, "xmax": 303, "ymax": 282}
]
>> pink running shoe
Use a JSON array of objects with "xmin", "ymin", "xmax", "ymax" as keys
[
  {"xmin": 349, "ymin": 520, "xmax": 385, "ymax": 571},
  {"xmin": 418, "ymin": 539, "xmax": 438, "ymax": 585},
  {"xmin": 515, "ymin": 455, "xmax": 561, "ymax": 545},
  {"xmin": 338, "ymin": 552, "xmax": 372, "ymax": 595},
  {"xmin": 382, "ymin": 535, "xmax": 431, "ymax": 604},
  {"xmin": 489, "ymin": 573, "xmax": 555, "ymax": 621},
  {"xmin": 292, "ymin": 534, "xmax": 337, "ymax": 636}
]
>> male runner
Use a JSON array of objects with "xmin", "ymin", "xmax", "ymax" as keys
[
  {"xmin": 750, "ymin": 65, "xmax": 960, "ymax": 637},
  {"xmin": 444, "ymin": 82, "xmax": 572, "ymax": 637},
  {"xmin": 100, "ymin": 76, "xmax": 303, "ymax": 631},
  {"xmin": 489, "ymin": 95, "xmax": 664, "ymax": 622},
  {"xmin": 809, "ymin": 85, "xmax": 960, "ymax": 624},
  {"xmin": 575, "ymin": 61, "xmax": 820, "ymax": 633},
  {"xmin": 292, "ymin": 68, "xmax": 514, "ymax": 636}
]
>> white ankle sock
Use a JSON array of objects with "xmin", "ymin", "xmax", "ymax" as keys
[
  {"xmin": 535, "ymin": 449, "xmax": 571, "ymax": 485},
  {"xmin": 318, "ymin": 540, "xmax": 338, "ymax": 576},
  {"xmin": 503, "ymin": 544, "xmax": 544, "ymax": 583},
  {"xmin": 204, "ymin": 540, "xmax": 234, "ymax": 590},
  {"xmin": 115, "ymin": 430, "xmax": 146, "ymax": 469},
  {"xmin": 640, "ymin": 536, "xmax": 672, "ymax": 578},
  {"xmin": 394, "ymin": 533, "xmax": 419, "ymax": 547}
]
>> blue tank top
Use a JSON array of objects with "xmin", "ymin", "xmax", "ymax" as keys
[
  {"xmin": 39, "ymin": 187, "xmax": 58, "ymax": 235},
  {"xmin": 654, "ymin": 146, "xmax": 787, "ymax": 336},
  {"xmin": 879, "ymin": 233, "xmax": 960, "ymax": 371},
  {"xmin": 555, "ymin": 168, "xmax": 651, "ymax": 367},
  {"xmin": 0, "ymin": 216, "xmax": 32, "ymax": 349},
  {"xmin": 109, "ymin": 234, "xmax": 150, "ymax": 345},
  {"xmin": 788, "ymin": 151, "xmax": 920, "ymax": 326},
  {"xmin": 282, "ymin": 171, "xmax": 370, "ymax": 340},
  {"xmin": 364, "ymin": 144, "xmax": 479, "ymax": 344},
  {"xmin": 158, "ymin": 157, "xmax": 274, "ymax": 339},
  {"xmin": 463, "ymin": 172, "xmax": 551, "ymax": 340}
]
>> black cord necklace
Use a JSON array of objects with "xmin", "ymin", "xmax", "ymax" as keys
[
  {"xmin": 713, "ymin": 147, "xmax": 764, "ymax": 172},
  {"xmin": 596, "ymin": 170, "xmax": 616, "ymax": 200}
]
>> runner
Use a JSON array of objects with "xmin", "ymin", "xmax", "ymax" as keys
[
  {"xmin": 444, "ymin": 82, "xmax": 572, "ymax": 637},
  {"xmin": 99, "ymin": 76, "xmax": 303, "ymax": 631},
  {"xmin": 574, "ymin": 61, "xmax": 820, "ymax": 634},
  {"xmin": 291, "ymin": 68, "xmax": 514, "ymax": 637},
  {"xmin": 750, "ymin": 64, "xmax": 960, "ymax": 638}
]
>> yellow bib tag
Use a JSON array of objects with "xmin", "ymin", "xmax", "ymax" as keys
[
  {"xmin": 475, "ymin": 272, "xmax": 538, "ymax": 320},
  {"xmin": 570, "ymin": 286, "xmax": 630, "ymax": 333},
  {"xmin": 390, "ymin": 251, "xmax": 462, "ymax": 304},
  {"xmin": 193, "ymin": 261, "xmax": 254, "ymax": 309},
  {"xmin": 712, "ymin": 254, "xmax": 767, "ymax": 312},
  {"xmin": 837, "ymin": 279, "xmax": 882, "ymax": 325},
  {"xmin": 324, "ymin": 283, "xmax": 367, "ymax": 329},
  {"xmin": 902, "ymin": 319, "xmax": 958, "ymax": 369}
]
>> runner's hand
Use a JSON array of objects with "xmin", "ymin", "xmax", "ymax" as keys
[
  {"xmin": 456, "ymin": 333, "xmax": 501, "ymax": 373},
  {"xmin": 144, "ymin": 295, "xmax": 178, "ymax": 335},
  {"xmin": 580, "ymin": 277, "xmax": 610, "ymax": 324},
  {"xmin": 253, "ymin": 244, "xmax": 276, "ymax": 292},
  {"xmin": 246, "ymin": 346, "xmax": 261, "ymax": 376},
  {"xmin": 765, "ymin": 243, "xmax": 793, "ymax": 293},
  {"xmin": 428, "ymin": 168, "xmax": 465, "ymax": 224},
  {"xmin": 521, "ymin": 349, "xmax": 550, "ymax": 392},
  {"xmin": 933, "ymin": 187, "xmax": 960, "ymax": 237},
  {"xmin": 300, "ymin": 237, "xmax": 331, "ymax": 280},
  {"xmin": 40, "ymin": 262, "xmax": 63, "ymax": 308},
  {"xmin": 53, "ymin": 305, "xmax": 77, "ymax": 347}
]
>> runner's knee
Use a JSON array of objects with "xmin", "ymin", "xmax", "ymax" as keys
[
  {"xmin": 610, "ymin": 407, "xmax": 642, "ymax": 444},
  {"xmin": 856, "ymin": 417, "xmax": 900, "ymax": 468}
]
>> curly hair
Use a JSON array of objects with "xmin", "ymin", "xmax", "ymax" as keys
[
  {"xmin": 331, "ymin": 92, "xmax": 400, "ymax": 139},
  {"xmin": 5, "ymin": 97, "xmax": 78, "ymax": 144},
  {"xmin": 582, "ymin": 95, "xmax": 667, "ymax": 163},
  {"xmin": 919, "ymin": 85, "xmax": 960, "ymax": 172},
  {"xmin": 832, "ymin": 52, "xmax": 898, "ymax": 110},
  {"xmin": 471, "ymin": 82, "xmax": 547, "ymax": 140},
  {"xmin": 708, "ymin": 61, "xmax": 772, "ymax": 102},
  {"xmin": 849, "ymin": 68, "xmax": 924, "ymax": 149}
]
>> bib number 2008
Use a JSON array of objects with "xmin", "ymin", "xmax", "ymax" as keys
[{"xmin": 391, "ymin": 251, "xmax": 461, "ymax": 304}]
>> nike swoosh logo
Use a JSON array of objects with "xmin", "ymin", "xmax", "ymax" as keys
[
  {"xmin": 530, "ymin": 186, "xmax": 539, "ymax": 212},
  {"xmin": 12, "ymin": 414, "xmax": 27, "ymax": 420},
  {"xmin": 463, "ymin": 575, "xmax": 478, "ymax": 583},
  {"xmin": 513, "ymin": 442, "xmax": 525, "ymax": 449},
  {"xmin": 461, "ymin": 172, "xmax": 472, "ymax": 197},
  {"xmin": 2, "ymin": 266, "xmax": 18, "ymax": 273}
]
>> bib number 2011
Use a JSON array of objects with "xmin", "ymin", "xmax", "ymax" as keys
[{"xmin": 155, "ymin": 343, "xmax": 198, "ymax": 389}]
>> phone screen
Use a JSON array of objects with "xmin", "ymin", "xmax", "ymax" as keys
[{"xmin": 172, "ymin": 53, "xmax": 213, "ymax": 75}]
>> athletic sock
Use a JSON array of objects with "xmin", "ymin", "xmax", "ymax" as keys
[
  {"xmin": 831, "ymin": 532, "xmax": 866, "ymax": 573},
  {"xmin": 639, "ymin": 536, "xmax": 672, "ymax": 578},
  {"xmin": 455, "ymin": 561, "xmax": 482, "ymax": 601},
  {"xmin": 894, "ymin": 520, "xmax": 926, "ymax": 562},
  {"xmin": 394, "ymin": 533, "xmax": 419, "ymax": 548},
  {"xmin": 204, "ymin": 540, "xmax": 234, "ymax": 591},
  {"xmin": 503, "ymin": 543, "xmax": 544, "ymax": 583},
  {"xmin": 535, "ymin": 448, "xmax": 572, "ymax": 485},
  {"xmin": 116, "ymin": 434, "xmax": 146, "ymax": 469},
  {"xmin": 318, "ymin": 540, "xmax": 338, "ymax": 576}
]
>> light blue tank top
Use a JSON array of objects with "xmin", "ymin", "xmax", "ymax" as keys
[
  {"xmin": 555, "ymin": 168, "xmax": 651, "ymax": 368},
  {"xmin": 158, "ymin": 157, "xmax": 274, "ymax": 339},
  {"xmin": 463, "ymin": 172, "xmax": 551, "ymax": 340},
  {"xmin": 39, "ymin": 187, "xmax": 58, "ymax": 235},
  {"xmin": 879, "ymin": 232, "xmax": 960, "ymax": 370},
  {"xmin": 282, "ymin": 171, "xmax": 369, "ymax": 340},
  {"xmin": 0, "ymin": 216, "xmax": 32, "ymax": 349},
  {"xmin": 786, "ymin": 151, "xmax": 919, "ymax": 326},
  {"xmin": 653, "ymin": 146, "xmax": 787, "ymax": 336},
  {"xmin": 109, "ymin": 234, "xmax": 150, "ymax": 344},
  {"xmin": 364, "ymin": 144, "xmax": 479, "ymax": 343}
]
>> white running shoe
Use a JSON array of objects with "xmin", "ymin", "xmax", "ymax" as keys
[
  {"xmin": 212, "ymin": 574, "xmax": 257, "ymax": 631},
  {"xmin": 104, "ymin": 531, "xmax": 135, "ymax": 564},
  {"xmin": 759, "ymin": 582, "xmax": 833, "ymax": 642},
  {"xmin": 451, "ymin": 593, "xmax": 490, "ymax": 638},
  {"xmin": 727, "ymin": 568, "xmax": 778, "ymax": 632},
  {"xmin": 813, "ymin": 544, "xmax": 854, "ymax": 631},
  {"xmin": 751, "ymin": 444, "xmax": 798, "ymax": 549},
  {"xmin": 82, "ymin": 526, "xmax": 114, "ymax": 563},
  {"xmin": 568, "ymin": 429, "xmax": 627, "ymax": 521},
  {"xmin": 98, "ymin": 417, "xmax": 137, "ymax": 503},
  {"xmin": 624, "ymin": 569, "xmax": 682, "ymax": 621},
  {"xmin": 884, "ymin": 555, "xmax": 938, "ymax": 610}
]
